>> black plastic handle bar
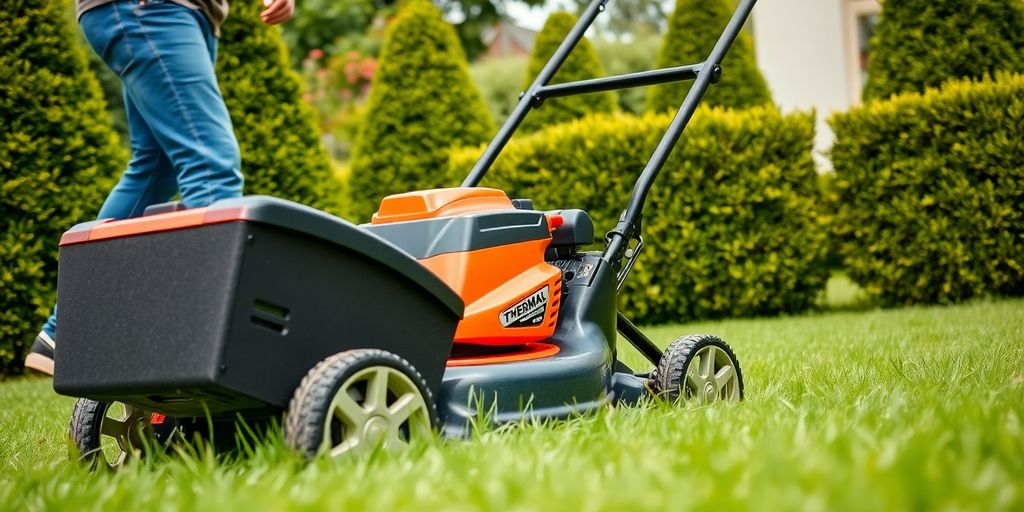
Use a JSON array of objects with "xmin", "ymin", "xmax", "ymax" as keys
[{"xmin": 461, "ymin": 0, "xmax": 759, "ymax": 268}]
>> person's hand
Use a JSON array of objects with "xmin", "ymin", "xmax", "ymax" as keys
[{"xmin": 260, "ymin": 0, "xmax": 294, "ymax": 25}]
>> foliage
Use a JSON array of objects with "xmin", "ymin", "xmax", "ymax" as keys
[
  {"xmin": 592, "ymin": 31, "xmax": 663, "ymax": 114},
  {"xmin": 217, "ymin": 0, "xmax": 344, "ymax": 215},
  {"xmin": 5, "ymin": 298, "xmax": 1024, "ymax": 510},
  {"xmin": 0, "ymin": 0, "xmax": 125, "ymax": 374},
  {"xmin": 451, "ymin": 107, "xmax": 828, "ymax": 324},
  {"xmin": 862, "ymin": 0, "xmax": 1024, "ymax": 101},
  {"xmin": 470, "ymin": 56, "xmax": 528, "ymax": 122},
  {"xmin": 349, "ymin": 0, "xmax": 494, "ymax": 221},
  {"xmin": 280, "ymin": 0, "xmax": 546, "ymax": 64},
  {"xmin": 647, "ymin": 0, "xmax": 771, "ymax": 112},
  {"xmin": 829, "ymin": 73, "xmax": 1024, "ymax": 305},
  {"xmin": 280, "ymin": 0, "xmax": 379, "ymax": 66},
  {"xmin": 519, "ymin": 12, "xmax": 616, "ymax": 133},
  {"xmin": 301, "ymin": 49, "xmax": 377, "ymax": 161}
]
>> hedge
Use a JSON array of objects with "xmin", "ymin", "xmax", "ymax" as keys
[
  {"xmin": 348, "ymin": 0, "xmax": 494, "ymax": 221},
  {"xmin": 863, "ymin": 0, "xmax": 1024, "ymax": 101},
  {"xmin": 450, "ymin": 107, "xmax": 828, "ymax": 324},
  {"xmin": 830, "ymin": 73, "xmax": 1024, "ymax": 305},
  {"xmin": 518, "ymin": 12, "xmax": 616, "ymax": 133},
  {"xmin": 218, "ymin": 0, "xmax": 344, "ymax": 215},
  {"xmin": 647, "ymin": 0, "xmax": 771, "ymax": 112},
  {"xmin": 1, "ymin": 0, "xmax": 125, "ymax": 374}
]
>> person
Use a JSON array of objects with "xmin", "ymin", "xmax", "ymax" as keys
[{"xmin": 23, "ymin": 0, "xmax": 295, "ymax": 375}]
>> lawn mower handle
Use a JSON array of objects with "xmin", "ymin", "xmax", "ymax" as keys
[{"xmin": 461, "ymin": 0, "xmax": 759, "ymax": 269}]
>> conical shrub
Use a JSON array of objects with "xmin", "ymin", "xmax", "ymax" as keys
[
  {"xmin": 217, "ymin": 0, "xmax": 344, "ymax": 216},
  {"xmin": 348, "ymin": 0, "xmax": 494, "ymax": 220},
  {"xmin": 862, "ymin": 0, "xmax": 1024, "ymax": 101},
  {"xmin": 519, "ymin": 12, "xmax": 616, "ymax": 132},
  {"xmin": 647, "ymin": 0, "xmax": 770, "ymax": 112},
  {"xmin": 0, "ymin": 0, "xmax": 125, "ymax": 374}
]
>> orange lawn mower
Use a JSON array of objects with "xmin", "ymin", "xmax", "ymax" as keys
[{"xmin": 53, "ymin": 0, "xmax": 754, "ymax": 467}]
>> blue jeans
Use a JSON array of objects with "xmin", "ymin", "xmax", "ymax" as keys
[{"xmin": 42, "ymin": 0, "xmax": 243, "ymax": 339}]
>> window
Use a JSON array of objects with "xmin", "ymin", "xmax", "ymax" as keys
[{"xmin": 843, "ymin": 0, "xmax": 881, "ymax": 103}]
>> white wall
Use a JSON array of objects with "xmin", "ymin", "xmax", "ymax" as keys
[{"xmin": 751, "ymin": 0, "xmax": 852, "ymax": 168}]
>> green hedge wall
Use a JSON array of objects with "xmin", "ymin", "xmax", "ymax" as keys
[
  {"xmin": 830, "ymin": 73, "xmax": 1024, "ymax": 305},
  {"xmin": 1, "ymin": 0, "xmax": 125, "ymax": 374},
  {"xmin": 450, "ymin": 107, "xmax": 828, "ymax": 324},
  {"xmin": 348, "ymin": 0, "xmax": 494, "ymax": 221},
  {"xmin": 218, "ymin": 0, "xmax": 344, "ymax": 215},
  {"xmin": 862, "ymin": 0, "xmax": 1024, "ymax": 101}
]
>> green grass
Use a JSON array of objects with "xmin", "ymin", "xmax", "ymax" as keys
[{"xmin": 2, "ymin": 297, "xmax": 1023, "ymax": 511}]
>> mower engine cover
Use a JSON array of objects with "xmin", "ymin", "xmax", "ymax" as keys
[{"xmin": 365, "ymin": 188, "xmax": 563, "ymax": 346}]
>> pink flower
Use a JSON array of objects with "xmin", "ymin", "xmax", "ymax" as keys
[{"xmin": 309, "ymin": 48, "xmax": 325, "ymax": 60}]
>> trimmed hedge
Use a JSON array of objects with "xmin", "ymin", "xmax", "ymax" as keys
[
  {"xmin": 830, "ymin": 73, "xmax": 1024, "ymax": 305},
  {"xmin": 349, "ymin": 1, "xmax": 494, "ymax": 221},
  {"xmin": 218, "ymin": 0, "xmax": 344, "ymax": 215},
  {"xmin": 647, "ymin": 0, "xmax": 771, "ymax": 112},
  {"xmin": 519, "ymin": 12, "xmax": 616, "ymax": 133},
  {"xmin": 450, "ymin": 107, "xmax": 828, "ymax": 324},
  {"xmin": 863, "ymin": 0, "xmax": 1024, "ymax": 101},
  {"xmin": 1, "ymin": 0, "xmax": 125, "ymax": 374}
]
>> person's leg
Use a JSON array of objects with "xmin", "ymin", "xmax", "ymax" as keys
[
  {"xmin": 33, "ymin": 22, "xmax": 182, "ymax": 359},
  {"xmin": 96, "ymin": 90, "xmax": 180, "ymax": 219},
  {"xmin": 30, "ymin": 1, "xmax": 241, "ymax": 372},
  {"xmin": 114, "ymin": 0, "xmax": 242, "ymax": 208}
]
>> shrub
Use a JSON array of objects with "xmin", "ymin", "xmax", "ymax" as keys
[
  {"xmin": 0, "ymin": 0, "xmax": 125, "ymax": 374},
  {"xmin": 862, "ymin": 0, "xmax": 1024, "ymax": 101},
  {"xmin": 348, "ymin": 0, "xmax": 494, "ymax": 221},
  {"xmin": 470, "ymin": 56, "xmax": 528, "ymax": 122},
  {"xmin": 592, "ymin": 32, "xmax": 663, "ymax": 114},
  {"xmin": 518, "ymin": 12, "xmax": 616, "ymax": 133},
  {"xmin": 830, "ymin": 73, "xmax": 1024, "ymax": 305},
  {"xmin": 217, "ymin": 0, "xmax": 344, "ymax": 215},
  {"xmin": 647, "ymin": 0, "xmax": 771, "ymax": 112},
  {"xmin": 450, "ymin": 107, "xmax": 828, "ymax": 324}
]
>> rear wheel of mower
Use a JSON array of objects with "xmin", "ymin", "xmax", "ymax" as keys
[
  {"xmin": 69, "ymin": 398, "xmax": 175, "ymax": 470},
  {"xmin": 284, "ymin": 349, "xmax": 437, "ymax": 460},
  {"xmin": 653, "ymin": 334, "xmax": 743, "ymax": 404}
]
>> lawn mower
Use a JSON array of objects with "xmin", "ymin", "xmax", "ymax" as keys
[{"xmin": 53, "ymin": 0, "xmax": 756, "ymax": 467}]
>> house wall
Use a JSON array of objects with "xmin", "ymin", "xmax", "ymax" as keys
[{"xmin": 751, "ymin": 0, "xmax": 878, "ymax": 168}]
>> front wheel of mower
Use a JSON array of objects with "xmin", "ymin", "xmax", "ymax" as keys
[
  {"xmin": 69, "ymin": 398, "xmax": 175, "ymax": 470},
  {"xmin": 653, "ymin": 334, "xmax": 744, "ymax": 404},
  {"xmin": 284, "ymin": 349, "xmax": 438, "ymax": 460}
]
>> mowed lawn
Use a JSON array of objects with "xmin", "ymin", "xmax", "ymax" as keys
[{"xmin": 1, "ymin": 284, "xmax": 1022, "ymax": 511}]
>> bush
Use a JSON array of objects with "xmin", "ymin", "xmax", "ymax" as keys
[
  {"xmin": 519, "ymin": 12, "xmax": 616, "ymax": 133},
  {"xmin": 217, "ymin": 0, "xmax": 343, "ymax": 215},
  {"xmin": 592, "ymin": 32, "xmax": 663, "ymax": 114},
  {"xmin": 450, "ymin": 107, "xmax": 828, "ymax": 324},
  {"xmin": 0, "ymin": 0, "xmax": 125, "ymax": 374},
  {"xmin": 470, "ymin": 56, "xmax": 528, "ymax": 123},
  {"xmin": 647, "ymin": 0, "xmax": 771, "ymax": 112},
  {"xmin": 348, "ymin": 0, "xmax": 494, "ymax": 221},
  {"xmin": 830, "ymin": 73, "xmax": 1024, "ymax": 305},
  {"xmin": 862, "ymin": 0, "xmax": 1024, "ymax": 101}
]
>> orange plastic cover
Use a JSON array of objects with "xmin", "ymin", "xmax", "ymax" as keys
[{"xmin": 371, "ymin": 187, "xmax": 514, "ymax": 224}]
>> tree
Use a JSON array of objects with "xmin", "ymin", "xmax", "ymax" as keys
[
  {"xmin": 0, "ymin": 0, "xmax": 125, "ymax": 374},
  {"xmin": 646, "ymin": 0, "xmax": 771, "ymax": 112},
  {"xmin": 862, "ymin": 0, "xmax": 1024, "ymax": 101},
  {"xmin": 217, "ymin": 0, "xmax": 344, "ymax": 216},
  {"xmin": 519, "ymin": 12, "xmax": 617, "ymax": 132},
  {"xmin": 280, "ymin": 0, "xmax": 546, "ymax": 64},
  {"xmin": 348, "ymin": 0, "xmax": 494, "ymax": 221}
]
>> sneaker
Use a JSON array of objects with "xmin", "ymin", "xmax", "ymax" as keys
[{"xmin": 24, "ymin": 331, "xmax": 55, "ymax": 376}]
